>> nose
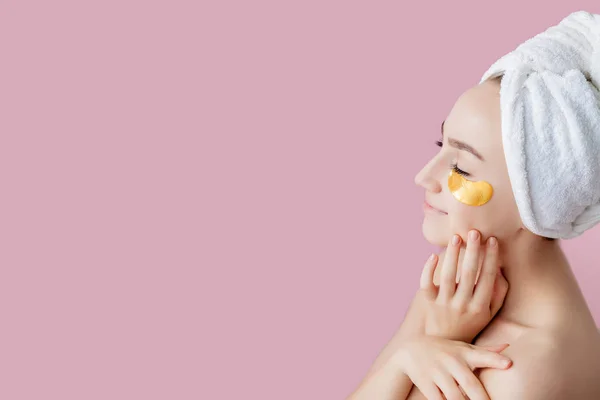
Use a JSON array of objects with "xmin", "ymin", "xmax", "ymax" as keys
[{"xmin": 414, "ymin": 157, "xmax": 443, "ymax": 193}]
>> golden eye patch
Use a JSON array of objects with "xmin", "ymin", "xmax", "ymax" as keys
[{"xmin": 447, "ymin": 168, "xmax": 494, "ymax": 206}]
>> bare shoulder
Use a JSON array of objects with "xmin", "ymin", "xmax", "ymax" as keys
[{"xmin": 475, "ymin": 328, "xmax": 600, "ymax": 399}]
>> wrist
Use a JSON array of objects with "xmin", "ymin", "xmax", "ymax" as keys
[
  {"xmin": 376, "ymin": 327, "xmax": 420, "ymax": 364},
  {"xmin": 385, "ymin": 337, "xmax": 414, "ymax": 374},
  {"xmin": 349, "ymin": 353, "xmax": 411, "ymax": 400},
  {"xmin": 398, "ymin": 315, "xmax": 426, "ymax": 342}
]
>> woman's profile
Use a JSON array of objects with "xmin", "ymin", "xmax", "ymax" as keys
[{"xmin": 348, "ymin": 10, "xmax": 600, "ymax": 400}]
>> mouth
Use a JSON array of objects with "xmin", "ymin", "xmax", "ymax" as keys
[{"xmin": 424, "ymin": 200, "xmax": 448, "ymax": 215}]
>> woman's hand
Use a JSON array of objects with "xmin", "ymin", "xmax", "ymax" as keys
[
  {"xmin": 420, "ymin": 230, "xmax": 509, "ymax": 343},
  {"xmin": 364, "ymin": 230, "xmax": 507, "ymax": 380},
  {"xmin": 395, "ymin": 335, "xmax": 512, "ymax": 400}
]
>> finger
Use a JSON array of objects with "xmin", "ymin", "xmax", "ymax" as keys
[
  {"xmin": 443, "ymin": 357, "xmax": 490, "ymax": 400},
  {"xmin": 409, "ymin": 373, "xmax": 445, "ymax": 400},
  {"xmin": 489, "ymin": 270, "xmax": 509, "ymax": 317},
  {"xmin": 472, "ymin": 237, "xmax": 500, "ymax": 309},
  {"xmin": 420, "ymin": 253, "xmax": 439, "ymax": 294},
  {"xmin": 473, "ymin": 250, "xmax": 486, "ymax": 285},
  {"xmin": 432, "ymin": 368, "xmax": 466, "ymax": 400},
  {"xmin": 478, "ymin": 343, "xmax": 510, "ymax": 353},
  {"xmin": 454, "ymin": 230, "xmax": 482, "ymax": 304},
  {"xmin": 464, "ymin": 348, "xmax": 513, "ymax": 370},
  {"xmin": 438, "ymin": 234, "xmax": 462, "ymax": 301}
]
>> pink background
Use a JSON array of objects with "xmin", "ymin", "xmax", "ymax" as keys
[{"xmin": 1, "ymin": 1, "xmax": 599, "ymax": 399}]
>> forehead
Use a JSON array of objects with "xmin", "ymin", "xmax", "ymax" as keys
[{"xmin": 444, "ymin": 80, "xmax": 502, "ymax": 158}]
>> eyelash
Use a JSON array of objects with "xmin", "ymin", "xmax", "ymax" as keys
[{"xmin": 435, "ymin": 140, "xmax": 470, "ymax": 177}]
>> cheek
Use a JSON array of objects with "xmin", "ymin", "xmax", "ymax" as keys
[
  {"xmin": 446, "ymin": 185, "xmax": 497, "ymax": 236},
  {"xmin": 447, "ymin": 186, "xmax": 520, "ymax": 240},
  {"xmin": 484, "ymin": 189, "xmax": 522, "ymax": 237},
  {"xmin": 448, "ymin": 201, "xmax": 480, "ymax": 233}
]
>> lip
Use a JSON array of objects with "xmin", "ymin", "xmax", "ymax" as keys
[{"xmin": 424, "ymin": 200, "xmax": 447, "ymax": 215}]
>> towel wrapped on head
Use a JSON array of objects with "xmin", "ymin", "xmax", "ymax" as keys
[{"xmin": 479, "ymin": 10, "xmax": 600, "ymax": 239}]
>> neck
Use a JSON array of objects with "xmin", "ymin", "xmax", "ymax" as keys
[{"xmin": 492, "ymin": 230, "xmax": 590, "ymax": 329}]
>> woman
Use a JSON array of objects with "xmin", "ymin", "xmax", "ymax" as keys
[{"xmin": 348, "ymin": 10, "xmax": 600, "ymax": 399}]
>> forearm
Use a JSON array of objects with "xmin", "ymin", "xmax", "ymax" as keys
[
  {"xmin": 347, "ymin": 356, "xmax": 414, "ymax": 400},
  {"xmin": 365, "ymin": 328, "xmax": 414, "ymax": 380},
  {"xmin": 349, "ymin": 317, "xmax": 424, "ymax": 400},
  {"xmin": 365, "ymin": 303, "xmax": 425, "ymax": 379}
]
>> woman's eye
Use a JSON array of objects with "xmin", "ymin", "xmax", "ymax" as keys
[
  {"xmin": 451, "ymin": 163, "xmax": 470, "ymax": 177},
  {"xmin": 435, "ymin": 140, "xmax": 470, "ymax": 177}
]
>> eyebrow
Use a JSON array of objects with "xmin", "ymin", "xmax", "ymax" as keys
[{"xmin": 441, "ymin": 120, "xmax": 485, "ymax": 162}]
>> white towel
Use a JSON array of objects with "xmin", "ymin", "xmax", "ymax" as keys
[{"xmin": 479, "ymin": 10, "xmax": 600, "ymax": 239}]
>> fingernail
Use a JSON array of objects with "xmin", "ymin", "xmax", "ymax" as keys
[
  {"xmin": 452, "ymin": 235, "xmax": 460, "ymax": 245},
  {"xmin": 469, "ymin": 230, "xmax": 479, "ymax": 241},
  {"xmin": 502, "ymin": 359, "xmax": 512, "ymax": 367},
  {"xmin": 488, "ymin": 237, "xmax": 497, "ymax": 247},
  {"xmin": 428, "ymin": 254, "xmax": 436, "ymax": 262}
]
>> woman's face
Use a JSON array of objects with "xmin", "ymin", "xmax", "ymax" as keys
[{"xmin": 414, "ymin": 78, "xmax": 522, "ymax": 247}]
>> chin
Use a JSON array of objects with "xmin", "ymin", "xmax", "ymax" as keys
[
  {"xmin": 423, "ymin": 222, "xmax": 442, "ymax": 245},
  {"xmin": 422, "ymin": 219, "xmax": 448, "ymax": 247}
]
